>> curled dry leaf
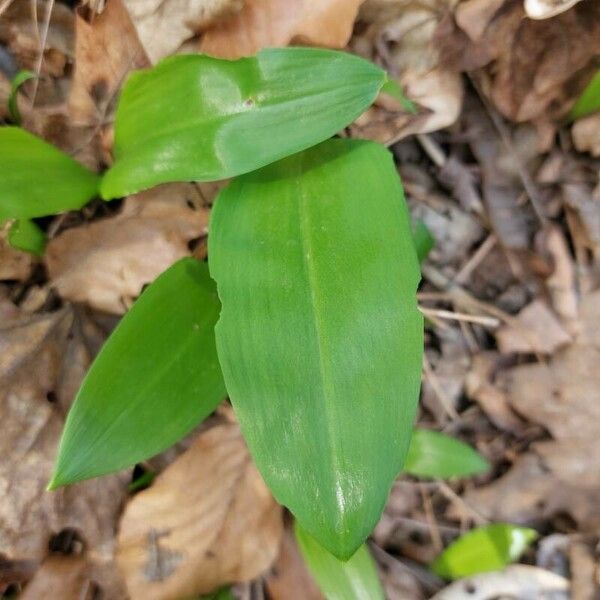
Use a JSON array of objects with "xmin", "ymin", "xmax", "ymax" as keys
[
  {"xmin": 524, "ymin": 0, "xmax": 584, "ymax": 20},
  {"xmin": 495, "ymin": 299, "xmax": 572, "ymax": 355},
  {"xmin": 431, "ymin": 565, "xmax": 569, "ymax": 600},
  {"xmin": 200, "ymin": 0, "xmax": 364, "ymax": 59},
  {"xmin": 351, "ymin": 0, "xmax": 463, "ymax": 142},
  {"xmin": 45, "ymin": 183, "xmax": 210, "ymax": 314},
  {"xmin": 68, "ymin": 0, "xmax": 150, "ymax": 168},
  {"xmin": 117, "ymin": 422, "xmax": 283, "ymax": 599},
  {"xmin": 125, "ymin": 0, "xmax": 245, "ymax": 61},
  {"xmin": 0, "ymin": 305, "xmax": 127, "ymax": 597}
]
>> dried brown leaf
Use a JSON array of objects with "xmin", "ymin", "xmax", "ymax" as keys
[
  {"xmin": 264, "ymin": 525, "xmax": 323, "ymax": 600},
  {"xmin": 200, "ymin": 0, "xmax": 364, "ymax": 59},
  {"xmin": 117, "ymin": 423, "xmax": 283, "ymax": 599},
  {"xmin": 19, "ymin": 556, "xmax": 94, "ymax": 600},
  {"xmin": 495, "ymin": 299, "xmax": 572, "ymax": 354},
  {"xmin": 462, "ymin": 290, "xmax": 600, "ymax": 531},
  {"xmin": 45, "ymin": 183, "xmax": 210, "ymax": 314},
  {"xmin": 572, "ymin": 113, "xmax": 600, "ymax": 158},
  {"xmin": 351, "ymin": 0, "xmax": 463, "ymax": 141},
  {"xmin": 0, "ymin": 305, "xmax": 127, "ymax": 597},
  {"xmin": 125, "ymin": 0, "xmax": 245, "ymax": 61},
  {"xmin": 0, "ymin": 229, "xmax": 34, "ymax": 282},
  {"xmin": 440, "ymin": 0, "xmax": 600, "ymax": 123}
]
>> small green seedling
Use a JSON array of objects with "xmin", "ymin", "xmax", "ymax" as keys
[
  {"xmin": 0, "ymin": 47, "xmax": 493, "ymax": 576},
  {"xmin": 431, "ymin": 523, "xmax": 538, "ymax": 580}
]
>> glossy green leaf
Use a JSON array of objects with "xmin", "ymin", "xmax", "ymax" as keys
[
  {"xmin": 8, "ymin": 70, "xmax": 36, "ymax": 125},
  {"xmin": 209, "ymin": 139, "xmax": 423, "ymax": 559},
  {"xmin": 6, "ymin": 218, "xmax": 46, "ymax": 256},
  {"xmin": 49, "ymin": 258, "xmax": 226, "ymax": 488},
  {"xmin": 431, "ymin": 524, "xmax": 538, "ymax": 580},
  {"xmin": 295, "ymin": 522, "xmax": 384, "ymax": 600},
  {"xmin": 0, "ymin": 127, "xmax": 99, "ymax": 219},
  {"xmin": 412, "ymin": 219, "xmax": 435, "ymax": 263},
  {"xmin": 404, "ymin": 428, "xmax": 489, "ymax": 479},
  {"xmin": 570, "ymin": 70, "xmax": 600, "ymax": 121},
  {"xmin": 101, "ymin": 48, "xmax": 395, "ymax": 199}
]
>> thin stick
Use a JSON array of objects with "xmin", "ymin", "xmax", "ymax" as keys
[
  {"xmin": 417, "ymin": 133, "xmax": 446, "ymax": 168},
  {"xmin": 437, "ymin": 481, "xmax": 488, "ymax": 526},
  {"xmin": 30, "ymin": 0, "xmax": 55, "ymax": 107},
  {"xmin": 419, "ymin": 306, "xmax": 500, "ymax": 328},
  {"xmin": 454, "ymin": 234, "xmax": 497, "ymax": 285},
  {"xmin": 419, "ymin": 483, "xmax": 444, "ymax": 553},
  {"xmin": 422, "ymin": 354, "xmax": 460, "ymax": 421}
]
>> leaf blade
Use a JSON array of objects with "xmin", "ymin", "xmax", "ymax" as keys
[
  {"xmin": 209, "ymin": 139, "xmax": 423, "ymax": 559},
  {"xmin": 0, "ymin": 127, "xmax": 99, "ymax": 219},
  {"xmin": 431, "ymin": 523, "xmax": 538, "ymax": 580},
  {"xmin": 295, "ymin": 522, "xmax": 384, "ymax": 600},
  {"xmin": 404, "ymin": 428, "xmax": 490, "ymax": 479},
  {"xmin": 100, "ymin": 48, "xmax": 388, "ymax": 199},
  {"xmin": 50, "ymin": 258, "xmax": 226, "ymax": 487}
]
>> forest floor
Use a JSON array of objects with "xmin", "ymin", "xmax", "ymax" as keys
[{"xmin": 1, "ymin": 0, "xmax": 599, "ymax": 598}]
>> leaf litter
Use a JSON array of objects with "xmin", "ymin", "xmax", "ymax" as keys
[{"xmin": 1, "ymin": 0, "xmax": 600, "ymax": 597}]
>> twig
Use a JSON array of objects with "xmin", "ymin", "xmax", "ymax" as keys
[
  {"xmin": 453, "ymin": 234, "xmax": 497, "ymax": 285},
  {"xmin": 422, "ymin": 354, "xmax": 460, "ymax": 421},
  {"xmin": 417, "ymin": 133, "xmax": 446, "ymax": 168},
  {"xmin": 437, "ymin": 481, "xmax": 488, "ymax": 526},
  {"xmin": 30, "ymin": 0, "xmax": 55, "ymax": 107},
  {"xmin": 419, "ymin": 306, "xmax": 500, "ymax": 328},
  {"xmin": 419, "ymin": 483, "xmax": 443, "ymax": 553}
]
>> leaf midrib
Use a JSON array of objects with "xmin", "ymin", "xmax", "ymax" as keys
[{"xmin": 296, "ymin": 157, "xmax": 345, "ymax": 518}]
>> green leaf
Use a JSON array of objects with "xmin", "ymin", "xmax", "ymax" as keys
[
  {"xmin": 295, "ymin": 522, "xmax": 384, "ymax": 600},
  {"xmin": 6, "ymin": 218, "xmax": 46, "ymax": 256},
  {"xmin": 0, "ymin": 127, "xmax": 99, "ymax": 219},
  {"xmin": 404, "ymin": 428, "xmax": 489, "ymax": 479},
  {"xmin": 570, "ymin": 70, "xmax": 600, "ymax": 121},
  {"xmin": 209, "ymin": 139, "xmax": 423, "ymax": 559},
  {"xmin": 381, "ymin": 78, "xmax": 417, "ymax": 114},
  {"xmin": 199, "ymin": 588, "xmax": 234, "ymax": 600},
  {"xmin": 49, "ymin": 258, "xmax": 226, "ymax": 488},
  {"xmin": 431, "ymin": 523, "xmax": 538, "ymax": 580},
  {"xmin": 412, "ymin": 219, "xmax": 435, "ymax": 263},
  {"xmin": 101, "ymin": 48, "xmax": 390, "ymax": 199},
  {"xmin": 8, "ymin": 70, "xmax": 36, "ymax": 125}
]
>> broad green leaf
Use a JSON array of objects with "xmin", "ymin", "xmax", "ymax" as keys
[
  {"xmin": 101, "ymin": 48, "xmax": 395, "ymax": 199},
  {"xmin": 198, "ymin": 587, "xmax": 234, "ymax": 600},
  {"xmin": 431, "ymin": 524, "xmax": 538, "ymax": 580},
  {"xmin": 0, "ymin": 127, "xmax": 99, "ymax": 219},
  {"xmin": 412, "ymin": 219, "xmax": 435, "ymax": 263},
  {"xmin": 7, "ymin": 218, "xmax": 46, "ymax": 256},
  {"xmin": 8, "ymin": 70, "xmax": 36, "ymax": 125},
  {"xmin": 49, "ymin": 258, "xmax": 226, "ymax": 488},
  {"xmin": 209, "ymin": 139, "xmax": 423, "ymax": 559},
  {"xmin": 570, "ymin": 70, "xmax": 600, "ymax": 121},
  {"xmin": 295, "ymin": 522, "xmax": 384, "ymax": 600},
  {"xmin": 404, "ymin": 428, "xmax": 489, "ymax": 479}
]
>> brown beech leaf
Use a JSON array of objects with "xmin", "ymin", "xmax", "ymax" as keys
[
  {"xmin": 0, "ymin": 305, "xmax": 127, "ymax": 597},
  {"xmin": 200, "ymin": 0, "xmax": 364, "ymax": 59},
  {"xmin": 117, "ymin": 422, "xmax": 283, "ymax": 599},
  {"xmin": 45, "ymin": 183, "xmax": 211, "ymax": 314},
  {"xmin": 125, "ymin": 0, "xmax": 245, "ymax": 61}
]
